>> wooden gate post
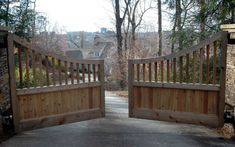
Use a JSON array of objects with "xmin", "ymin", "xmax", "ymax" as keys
[{"xmin": 128, "ymin": 60, "xmax": 134, "ymax": 117}]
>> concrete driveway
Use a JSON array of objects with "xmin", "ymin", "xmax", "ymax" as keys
[{"xmin": 1, "ymin": 91, "xmax": 234, "ymax": 147}]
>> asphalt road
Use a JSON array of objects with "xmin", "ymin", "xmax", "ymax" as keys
[{"xmin": 1, "ymin": 91, "xmax": 234, "ymax": 147}]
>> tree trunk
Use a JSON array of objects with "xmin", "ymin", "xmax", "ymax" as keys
[
  {"xmin": 157, "ymin": 0, "xmax": 162, "ymax": 56},
  {"xmin": 199, "ymin": 0, "xmax": 205, "ymax": 41},
  {"xmin": 176, "ymin": 0, "xmax": 182, "ymax": 50}
]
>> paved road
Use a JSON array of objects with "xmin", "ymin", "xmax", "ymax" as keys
[{"xmin": 1, "ymin": 91, "xmax": 234, "ymax": 147}]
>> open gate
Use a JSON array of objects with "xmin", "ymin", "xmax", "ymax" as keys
[
  {"xmin": 1, "ymin": 28, "xmax": 105, "ymax": 132},
  {"xmin": 128, "ymin": 31, "xmax": 228, "ymax": 127}
]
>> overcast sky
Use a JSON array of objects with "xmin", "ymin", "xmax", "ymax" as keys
[{"xmin": 36, "ymin": 0, "xmax": 171, "ymax": 32}]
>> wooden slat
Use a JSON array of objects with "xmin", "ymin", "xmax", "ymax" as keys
[
  {"xmin": 65, "ymin": 61, "xmax": 68, "ymax": 85},
  {"xmin": 25, "ymin": 48, "xmax": 30, "ymax": 88},
  {"xmin": 128, "ymin": 60, "xmax": 134, "ymax": 117},
  {"xmin": 18, "ymin": 48, "xmax": 23, "ymax": 88},
  {"xmin": 93, "ymin": 64, "xmax": 96, "ymax": 82},
  {"xmin": 167, "ymin": 60, "xmax": 170, "ymax": 82},
  {"xmin": 206, "ymin": 45, "xmax": 210, "ymax": 84},
  {"xmin": 173, "ymin": 58, "xmax": 176, "ymax": 83},
  {"xmin": 186, "ymin": 53, "xmax": 189, "ymax": 82},
  {"xmin": 32, "ymin": 50, "xmax": 36, "ymax": 88},
  {"xmin": 149, "ymin": 63, "xmax": 152, "ymax": 82},
  {"xmin": 193, "ymin": 51, "xmax": 197, "ymax": 84},
  {"xmin": 179, "ymin": 56, "xmax": 183, "ymax": 83},
  {"xmin": 137, "ymin": 64, "xmax": 140, "ymax": 81},
  {"xmin": 88, "ymin": 64, "xmax": 91, "ymax": 82},
  {"xmin": 154, "ymin": 62, "xmax": 157, "ymax": 82},
  {"xmin": 45, "ymin": 56, "xmax": 50, "ymax": 86},
  {"xmin": 38, "ymin": 52, "xmax": 43, "ymax": 87},
  {"xmin": 143, "ymin": 64, "xmax": 146, "ymax": 82},
  {"xmin": 161, "ymin": 61, "xmax": 164, "ymax": 82},
  {"xmin": 82, "ymin": 64, "xmax": 85, "ymax": 83},
  {"xmin": 70, "ymin": 62, "xmax": 74, "ymax": 84},
  {"xmin": 58, "ymin": 60, "xmax": 62, "ymax": 85},
  {"xmin": 213, "ymin": 41, "xmax": 217, "ymax": 84},
  {"xmin": 52, "ymin": 57, "xmax": 56, "ymax": 86},
  {"xmin": 199, "ymin": 48, "xmax": 204, "ymax": 83},
  {"xmin": 98, "ymin": 64, "xmax": 101, "ymax": 81},
  {"xmin": 76, "ymin": 63, "xmax": 79, "ymax": 83}
]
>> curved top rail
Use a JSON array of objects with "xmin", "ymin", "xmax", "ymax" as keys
[
  {"xmin": 132, "ymin": 31, "xmax": 227, "ymax": 64},
  {"xmin": 13, "ymin": 34, "xmax": 103, "ymax": 64}
]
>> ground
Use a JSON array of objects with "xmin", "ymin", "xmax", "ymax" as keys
[{"xmin": 1, "ymin": 91, "xmax": 235, "ymax": 147}]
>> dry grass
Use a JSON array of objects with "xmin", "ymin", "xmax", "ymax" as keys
[
  {"xmin": 216, "ymin": 123, "xmax": 235, "ymax": 141},
  {"xmin": 113, "ymin": 91, "xmax": 128, "ymax": 98}
]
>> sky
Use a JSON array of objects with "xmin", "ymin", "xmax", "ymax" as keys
[{"xmin": 36, "ymin": 0, "xmax": 171, "ymax": 32}]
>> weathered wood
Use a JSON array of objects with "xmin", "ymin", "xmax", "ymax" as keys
[
  {"xmin": 155, "ymin": 62, "xmax": 157, "ymax": 82},
  {"xmin": 38, "ymin": 52, "xmax": 43, "ymax": 87},
  {"xmin": 58, "ymin": 60, "xmax": 62, "ymax": 85},
  {"xmin": 173, "ymin": 58, "xmax": 176, "ymax": 83},
  {"xmin": 32, "ymin": 50, "xmax": 36, "ymax": 88},
  {"xmin": 65, "ymin": 61, "xmax": 68, "ymax": 85},
  {"xmin": 149, "ymin": 63, "xmax": 152, "ymax": 82},
  {"xmin": 25, "ymin": 48, "xmax": 30, "ymax": 88},
  {"xmin": 70, "ymin": 62, "xmax": 74, "ymax": 84},
  {"xmin": 18, "ymin": 48, "xmax": 23, "ymax": 88},
  {"xmin": 7, "ymin": 33, "xmax": 20, "ymax": 132},
  {"xmin": 186, "ymin": 53, "xmax": 189, "ymax": 82},
  {"xmin": 161, "ymin": 61, "xmax": 164, "ymax": 82},
  {"xmin": 45, "ymin": 56, "xmax": 50, "ymax": 86},
  {"xmin": 199, "ymin": 48, "xmax": 204, "ymax": 83},
  {"xmin": 99, "ymin": 60, "xmax": 105, "ymax": 117},
  {"xmin": 167, "ymin": 60, "xmax": 170, "ymax": 82},
  {"xmin": 143, "ymin": 64, "xmax": 146, "ymax": 82},
  {"xmin": 133, "ymin": 82, "xmax": 220, "ymax": 91},
  {"xmin": 137, "ymin": 64, "xmax": 140, "ymax": 81},
  {"xmin": 52, "ymin": 57, "xmax": 56, "ymax": 86},
  {"xmin": 213, "ymin": 41, "xmax": 217, "ymax": 84},
  {"xmin": 133, "ymin": 108, "xmax": 219, "ymax": 127},
  {"xmin": 93, "ymin": 64, "xmax": 96, "ymax": 82},
  {"xmin": 82, "ymin": 64, "xmax": 85, "ymax": 83},
  {"xmin": 88, "ymin": 64, "xmax": 91, "ymax": 82},
  {"xmin": 128, "ymin": 60, "xmax": 134, "ymax": 117},
  {"xmin": 179, "ymin": 56, "xmax": 183, "ymax": 83},
  {"xmin": 193, "ymin": 51, "xmax": 197, "ymax": 84},
  {"xmin": 206, "ymin": 45, "xmax": 210, "ymax": 84},
  {"xmin": 76, "ymin": 63, "xmax": 79, "ymax": 83}
]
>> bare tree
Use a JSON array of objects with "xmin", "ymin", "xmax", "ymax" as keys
[{"xmin": 157, "ymin": 0, "xmax": 162, "ymax": 56}]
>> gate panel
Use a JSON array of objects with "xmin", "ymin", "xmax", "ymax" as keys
[
  {"xmin": 129, "ymin": 31, "xmax": 228, "ymax": 127},
  {"xmin": 2, "ymin": 29, "xmax": 105, "ymax": 132}
]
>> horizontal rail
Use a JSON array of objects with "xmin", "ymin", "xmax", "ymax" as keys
[
  {"xmin": 133, "ymin": 81, "xmax": 220, "ymax": 91},
  {"xmin": 17, "ymin": 82, "xmax": 101, "ymax": 95}
]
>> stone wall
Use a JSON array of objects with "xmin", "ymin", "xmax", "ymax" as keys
[
  {"xmin": 226, "ymin": 44, "xmax": 235, "ymax": 106},
  {"xmin": 0, "ymin": 33, "xmax": 11, "ymax": 132}
]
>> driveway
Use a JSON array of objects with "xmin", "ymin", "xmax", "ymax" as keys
[{"xmin": 1, "ymin": 91, "xmax": 234, "ymax": 147}]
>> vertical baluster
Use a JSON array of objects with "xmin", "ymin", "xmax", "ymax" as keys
[
  {"xmin": 65, "ymin": 61, "xmax": 68, "ymax": 85},
  {"xmin": 206, "ymin": 45, "xmax": 210, "ymax": 84},
  {"xmin": 70, "ymin": 62, "xmax": 74, "ymax": 84},
  {"xmin": 199, "ymin": 48, "xmax": 204, "ymax": 83},
  {"xmin": 76, "ymin": 63, "xmax": 79, "ymax": 83},
  {"xmin": 137, "ymin": 64, "xmax": 140, "ymax": 81},
  {"xmin": 173, "ymin": 58, "xmax": 176, "ymax": 83},
  {"xmin": 58, "ymin": 60, "xmax": 62, "ymax": 85},
  {"xmin": 18, "ymin": 48, "xmax": 23, "ymax": 88},
  {"xmin": 179, "ymin": 56, "xmax": 183, "ymax": 83},
  {"xmin": 82, "ymin": 64, "xmax": 85, "ymax": 82},
  {"xmin": 52, "ymin": 57, "xmax": 56, "ymax": 86},
  {"xmin": 143, "ymin": 63, "xmax": 145, "ymax": 82},
  {"xmin": 25, "ymin": 48, "xmax": 30, "ymax": 88},
  {"xmin": 93, "ymin": 64, "xmax": 96, "ymax": 82},
  {"xmin": 45, "ymin": 56, "xmax": 50, "ymax": 86},
  {"xmin": 88, "ymin": 64, "xmax": 91, "ymax": 82},
  {"xmin": 213, "ymin": 41, "xmax": 217, "ymax": 84},
  {"xmin": 186, "ymin": 53, "xmax": 189, "ymax": 82},
  {"xmin": 149, "ymin": 63, "xmax": 152, "ymax": 82},
  {"xmin": 155, "ymin": 62, "xmax": 158, "ymax": 82},
  {"xmin": 32, "ymin": 50, "xmax": 36, "ymax": 87},
  {"xmin": 38, "ymin": 51, "xmax": 43, "ymax": 87},
  {"xmin": 161, "ymin": 61, "xmax": 164, "ymax": 82},
  {"xmin": 167, "ymin": 60, "xmax": 170, "ymax": 82},
  {"xmin": 98, "ymin": 64, "xmax": 101, "ymax": 81},
  {"xmin": 193, "ymin": 51, "xmax": 197, "ymax": 84}
]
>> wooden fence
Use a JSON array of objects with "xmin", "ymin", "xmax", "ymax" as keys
[
  {"xmin": 128, "ymin": 31, "xmax": 228, "ymax": 127},
  {"xmin": 5, "ymin": 32, "xmax": 105, "ymax": 132}
]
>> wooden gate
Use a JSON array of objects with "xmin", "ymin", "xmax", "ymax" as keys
[
  {"xmin": 1, "ymin": 28, "xmax": 105, "ymax": 132},
  {"xmin": 128, "ymin": 31, "xmax": 228, "ymax": 127}
]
